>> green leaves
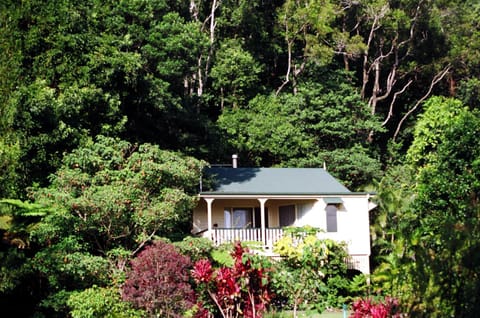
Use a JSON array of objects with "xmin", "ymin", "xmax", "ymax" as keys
[
  {"xmin": 271, "ymin": 233, "xmax": 351, "ymax": 311},
  {"xmin": 407, "ymin": 97, "xmax": 467, "ymax": 168},
  {"xmin": 277, "ymin": 0, "xmax": 337, "ymax": 64},
  {"xmin": 31, "ymin": 236, "xmax": 110, "ymax": 290},
  {"xmin": 0, "ymin": 199, "xmax": 51, "ymax": 249},
  {"xmin": 382, "ymin": 97, "xmax": 480, "ymax": 316},
  {"xmin": 33, "ymin": 136, "xmax": 206, "ymax": 254},
  {"xmin": 218, "ymin": 71, "xmax": 382, "ymax": 189},
  {"xmin": 0, "ymin": 136, "xmax": 206, "ymax": 315},
  {"xmin": 68, "ymin": 286, "xmax": 144, "ymax": 318},
  {"xmin": 210, "ymin": 39, "xmax": 263, "ymax": 108}
]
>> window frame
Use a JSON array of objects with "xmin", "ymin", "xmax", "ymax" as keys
[
  {"xmin": 223, "ymin": 207, "xmax": 254, "ymax": 228},
  {"xmin": 325, "ymin": 204, "xmax": 338, "ymax": 232}
]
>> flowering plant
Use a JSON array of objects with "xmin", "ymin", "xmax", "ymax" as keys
[
  {"xmin": 192, "ymin": 242, "xmax": 272, "ymax": 318},
  {"xmin": 350, "ymin": 296, "xmax": 403, "ymax": 318}
]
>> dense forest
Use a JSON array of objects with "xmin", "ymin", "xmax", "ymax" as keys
[{"xmin": 1, "ymin": 0, "xmax": 480, "ymax": 317}]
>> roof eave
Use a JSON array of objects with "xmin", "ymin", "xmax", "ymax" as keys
[{"xmin": 199, "ymin": 192, "xmax": 373, "ymax": 198}]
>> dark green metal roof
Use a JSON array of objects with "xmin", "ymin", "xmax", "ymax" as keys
[{"xmin": 201, "ymin": 168, "xmax": 351, "ymax": 195}]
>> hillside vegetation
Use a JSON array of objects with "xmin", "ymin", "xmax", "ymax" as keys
[{"xmin": 1, "ymin": 0, "xmax": 480, "ymax": 316}]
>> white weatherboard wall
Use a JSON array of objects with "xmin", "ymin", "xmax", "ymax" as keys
[
  {"xmin": 316, "ymin": 196, "xmax": 371, "ymax": 257},
  {"xmin": 192, "ymin": 195, "xmax": 371, "ymax": 273},
  {"xmin": 281, "ymin": 197, "xmax": 371, "ymax": 262},
  {"xmin": 193, "ymin": 196, "xmax": 371, "ymax": 255}
]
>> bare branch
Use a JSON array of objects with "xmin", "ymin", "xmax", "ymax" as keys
[
  {"xmin": 276, "ymin": 12, "xmax": 293, "ymax": 96},
  {"xmin": 189, "ymin": 0, "xmax": 199, "ymax": 22},
  {"xmin": 196, "ymin": 0, "xmax": 221, "ymax": 97},
  {"xmin": 361, "ymin": 4, "xmax": 388, "ymax": 98},
  {"xmin": 276, "ymin": 39, "xmax": 293, "ymax": 96},
  {"xmin": 131, "ymin": 229, "xmax": 157, "ymax": 256},
  {"xmin": 368, "ymin": 62, "xmax": 397, "ymax": 114},
  {"xmin": 393, "ymin": 66, "xmax": 451, "ymax": 141},
  {"xmin": 382, "ymin": 79, "xmax": 413, "ymax": 127}
]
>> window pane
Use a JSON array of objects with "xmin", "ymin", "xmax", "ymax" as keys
[
  {"xmin": 279, "ymin": 205, "xmax": 296, "ymax": 227},
  {"xmin": 224, "ymin": 208, "xmax": 232, "ymax": 228},
  {"xmin": 326, "ymin": 204, "xmax": 337, "ymax": 232},
  {"xmin": 232, "ymin": 208, "xmax": 252, "ymax": 228}
]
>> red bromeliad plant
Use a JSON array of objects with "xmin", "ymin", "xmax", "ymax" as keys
[
  {"xmin": 350, "ymin": 297, "xmax": 403, "ymax": 318},
  {"xmin": 192, "ymin": 242, "xmax": 272, "ymax": 318}
]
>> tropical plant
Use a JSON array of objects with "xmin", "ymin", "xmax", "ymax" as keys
[
  {"xmin": 32, "ymin": 135, "xmax": 206, "ymax": 255},
  {"xmin": 192, "ymin": 241, "xmax": 273, "ymax": 318},
  {"xmin": 1, "ymin": 136, "xmax": 206, "ymax": 316},
  {"xmin": 380, "ymin": 97, "xmax": 480, "ymax": 316},
  {"xmin": 350, "ymin": 297, "xmax": 403, "ymax": 318}
]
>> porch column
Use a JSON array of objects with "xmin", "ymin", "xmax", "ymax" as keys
[
  {"xmin": 258, "ymin": 198, "xmax": 268, "ymax": 245},
  {"xmin": 205, "ymin": 198, "xmax": 215, "ymax": 240}
]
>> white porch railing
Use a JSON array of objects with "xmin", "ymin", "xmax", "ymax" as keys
[
  {"xmin": 211, "ymin": 228, "xmax": 284, "ymax": 247},
  {"xmin": 208, "ymin": 228, "xmax": 370, "ymax": 274}
]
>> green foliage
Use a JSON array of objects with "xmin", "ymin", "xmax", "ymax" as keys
[
  {"xmin": 457, "ymin": 77, "xmax": 480, "ymax": 109},
  {"xmin": 210, "ymin": 38, "xmax": 263, "ymax": 108},
  {"xmin": 406, "ymin": 96, "xmax": 466, "ymax": 168},
  {"xmin": 289, "ymin": 145, "xmax": 382, "ymax": 190},
  {"xmin": 68, "ymin": 286, "xmax": 144, "ymax": 318},
  {"xmin": 0, "ymin": 0, "xmax": 212, "ymax": 194},
  {"xmin": 173, "ymin": 236, "xmax": 214, "ymax": 263},
  {"xmin": 441, "ymin": 0, "xmax": 480, "ymax": 78},
  {"xmin": 0, "ymin": 199, "xmax": 51, "ymax": 248},
  {"xmin": 218, "ymin": 71, "xmax": 382, "ymax": 189},
  {"xmin": 31, "ymin": 236, "xmax": 110, "ymax": 290},
  {"xmin": 0, "ymin": 135, "xmax": 21, "ymax": 198},
  {"xmin": 0, "ymin": 136, "xmax": 205, "ymax": 316},
  {"xmin": 0, "ymin": 247, "xmax": 29, "ymax": 293},
  {"xmin": 271, "ymin": 233, "xmax": 351, "ymax": 312},
  {"xmin": 2, "ymin": 0, "xmax": 480, "ymax": 316},
  {"xmin": 277, "ymin": 0, "xmax": 337, "ymax": 68},
  {"xmin": 369, "ymin": 164, "xmax": 416, "ymax": 265},
  {"xmin": 384, "ymin": 97, "xmax": 480, "ymax": 316},
  {"xmin": 211, "ymin": 246, "xmax": 235, "ymax": 268},
  {"xmin": 32, "ymin": 135, "xmax": 206, "ymax": 254},
  {"xmin": 282, "ymin": 225, "xmax": 321, "ymax": 237}
]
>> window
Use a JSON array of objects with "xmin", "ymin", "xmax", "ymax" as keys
[
  {"xmin": 279, "ymin": 205, "xmax": 296, "ymax": 227},
  {"xmin": 326, "ymin": 204, "xmax": 338, "ymax": 232},
  {"xmin": 224, "ymin": 208, "xmax": 253, "ymax": 228}
]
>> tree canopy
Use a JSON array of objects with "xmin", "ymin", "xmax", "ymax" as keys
[
  {"xmin": 1, "ymin": 136, "xmax": 205, "ymax": 316},
  {"xmin": 1, "ymin": 0, "xmax": 480, "ymax": 316}
]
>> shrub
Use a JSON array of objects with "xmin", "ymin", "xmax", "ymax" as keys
[
  {"xmin": 122, "ymin": 240, "xmax": 195, "ymax": 318},
  {"xmin": 174, "ymin": 236, "xmax": 214, "ymax": 263},
  {"xmin": 192, "ymin": 241, "xmax": 273, "ymax": 318},
  {"xmin": 68, "ymin": 286, "xmax": 144, "ymax": 318},
  {"xmin": 271, "ymin": 233, "xmax": 350, "ymax": 312},
  {"xmin": 350, "ymin": 297, "xmax": 403, "ymax": 318}
]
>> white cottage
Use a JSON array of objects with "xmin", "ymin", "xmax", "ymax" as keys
[{"xmin": 192, "ymin": 165, "xmax": 374, "ymax": 274}]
